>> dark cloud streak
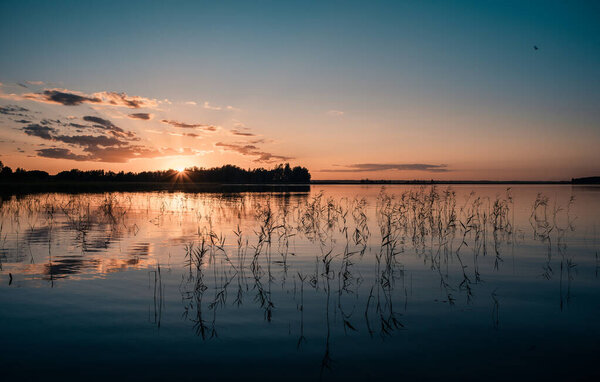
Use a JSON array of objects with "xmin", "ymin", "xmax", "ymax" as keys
[
  {"xmin": 161, "ymin": 119, "xmax": 217, "ymax": 131},
  {"xmin": 320, "ymin": 163, "xmax": 450, "ymax": 173},
  {"xmin": 22, "ymin": 124, "xmax": 57, "ymax": 140},
  {"xmin": 37, "ymin": 148, "xmax": 89, "ymax": 161},
  {"xmin": 83, "ymin": 116, "xmax": 134, "ymax": 138},
  {"xmin": 215, "ymin": 142, "xmax": 291, "ymax": 163},
  {"xmin": 22, "ymin": 88, "xmax": 158, "ymax": 109},
  {"xmin": 27, "ymin": 90, "xmax": 101, "ymax": 106},
  {"xmin": 0, "ymin": 105, "xmax": 29, "ymax": 117},
  {"xmin": 128, "ymin": 113, "xmax": 152, "ymax": 120}
]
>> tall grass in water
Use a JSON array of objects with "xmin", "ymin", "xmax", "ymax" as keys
[{"xmin": 0, "ymin": 186, "xmax": 589, "ymax": 374}]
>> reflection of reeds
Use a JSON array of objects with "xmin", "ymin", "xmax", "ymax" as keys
[
  {"xmin": 149, "ymin": 263, "xmax": 164, "ymax": 328},
  {"xmin": 175, "ymin": 187, "xmax": 568, "ymax": 344},
  {"xmin": 491, "ymin": 289, "xmax": 499, "ymax": 329},
  {"xmin": 1, "ymin": 186, "xmax": 593, "ymax": 373}
]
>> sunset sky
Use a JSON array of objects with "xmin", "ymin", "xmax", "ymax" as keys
[{"xmin": 1, "ymin": 0, "xmax": 599, "ymax": 180}]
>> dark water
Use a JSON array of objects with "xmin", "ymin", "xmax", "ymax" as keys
[{"xmin": 1, "ymin": 185, "xmax": 599, "ymax": 381}]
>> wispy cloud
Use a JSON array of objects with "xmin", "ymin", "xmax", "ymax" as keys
[
  {"xmin": 321, "ymin": 163, "xmax": 450, "ymax": 173},
  {"xmin": 128, "ymin": 113, "xmax": 153, "ymax": 120},
  {"xmin": 203, "ymin": 101, "xmax": 221, "ymax": 111},
  {"xmin": 36, "ymin": 145, "xmax": 199, "ymax": 163},
  {"xmin": 184, "ymin": 101, "xmax": 197, "ymax": 106},
  {"xmin": 18, "ymin": 115, "xmax": 191, "ymax": 163},
  {"xmin": 215, "ymin": 142, "xmax": 291, "ymax": 163},
  {"xmin": 21, "ymin": 88, "xmax": 158, "ymax": 108},
  {"xmin": 327, "ymin": 109, "xmax": 344, "ymax": 116},
  {"xmin": 160, "ymin": 119, "xmax": 217, "ymax": 131},
  {"xmin": 23, "ymin": 123, "xmax": 56, "ymax": 140},
  {"xmin": 0, "ymin": 105, "xmax": 29, "ymax": 117},
  {"xmin": 23, "ymin": 89, "xmax": 100, "ymax": 106},
  {"xmin": 83, "ymin": 116, "xmax": 135, "ymax": 138},
  {"xmin": 230, "ymin": 129, "xmax": 256, "ymax": 137},
  {"xmin": 26, "ymin": 81, "xmax": 45, "ymax": 85},
  {"xmin": 37, "ymin": 148, "xmax": 89, "ymax": 161}
]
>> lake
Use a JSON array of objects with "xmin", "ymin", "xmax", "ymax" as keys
[{"xmin": 1, "ymin": 185, "xmax": 599, "ymax": 381}]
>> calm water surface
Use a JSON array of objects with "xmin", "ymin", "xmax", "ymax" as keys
[{"xmin": 1, "ymin": 185, "xmax": 599, "ymax": 381}]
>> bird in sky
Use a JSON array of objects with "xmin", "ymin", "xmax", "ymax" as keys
[{"xmin": 534, "ymin": 45, "xmax": 539, "ymax": 50}]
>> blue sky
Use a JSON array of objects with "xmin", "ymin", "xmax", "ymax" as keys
[{"xmin": 1, "ymin": 0, "xmax": 599, "ymax": 179}]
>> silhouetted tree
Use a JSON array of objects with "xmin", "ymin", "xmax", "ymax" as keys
[{"xmin": 1, "ymin": 163, "xmax": 310, "ymax": 184}]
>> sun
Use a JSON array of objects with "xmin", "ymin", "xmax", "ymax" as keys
[{"xmin": 176, "ymin": 167, "xmax": 186, "ymax": 173}]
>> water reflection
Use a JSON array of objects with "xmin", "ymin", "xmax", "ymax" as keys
[{"xmin": 0, "ymin": 186, "xmax": 599, "ymax": 380}]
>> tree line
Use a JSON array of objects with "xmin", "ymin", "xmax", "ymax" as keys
[{"xmin": 0, "ymin": 162, "xmax": 311, "ymax": 184}]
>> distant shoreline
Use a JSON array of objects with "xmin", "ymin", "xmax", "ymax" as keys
[
  {"xmin": 1, "ymin": 177, "xmax": 598, "ymax": 196},
  {"xmin": 313, "ymin": 176, "xmax": 600, "ymax": 185},
  {"xmin": 312, "ymin": 180, "xmax": 574, "ymax": 185}
]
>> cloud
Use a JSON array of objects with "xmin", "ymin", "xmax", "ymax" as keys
[
  {"xmin": 0, "ymin": 89, "xmax": 27, "ymax": 102},
  {"xmin": 86, "ymin": 146, "xmax": 195, "ymax": 162},
  {"xmin": 53, "ymin": 134, "xmax": 123, "ymax": 147},
  {"xmin": 169, "ymin": 132, "xmax": 201, "ymax": 138},
  {"xmin": 37, "ymin": 148, "xmax": 90, "ymax": 161},
  {"xmin": 35, "ymin": 141, "xmax": 199, "ymax": 163},
  {"xmin": 229, "ymin": 121, "xmax": 255, "ymax": 136},
  {"xmin": 24, "ymin": 90, "xmax": 101, "ymax": 106},
  {"xmin": 97, "ymin": 91, "xmax": 157, "ymax": 108},
  {"xmin": 128, "ymin": 113, "xmax": 153, "ymax": 120},
  {"xmin": 23, "ymin": 124, "xmax": 57, "ymax": 140},
  {"xmin": 160, "ymin": 119, "xmax": 217, "ymax": 131},
  {"xmin": 320, "ymin": 163, "xmax": 450, "ymax": 173},
  {"xmin": 83, "ymin": 115, "xmax": 134, "ymax": 138},
  {"xmin": 0, "ymin": 105, "xmax": 29, "ymax": 116},
  {"xmin": 40, "ymin": 118, "xmax": 62, "ymax": 125},
  {"xmin": 327, "ymin": 109, "xmax": 344, "ymax": 116},
  {"xmin": 203, "ymin": 101, "xmax": 221, "ymax": 111},
  {"xmin": 22, "ymin": 88, "xmax": 158, "ymax": 108},
  {"xmin": 21, "ymin": 116, "xmax": 197, "ymax": 163},
  {"xmin": 230, "ymin": 129, "xmax": 256, "ymax": 137},
  {"xmin": 26, "ymin": 81, "xmax": 45, "ymax": 85},
  {"xmin": 184, "ymin": 101, "xmax": 197, "ymax": 106},
  {"xmin": 215, "ymin": 142, "xmax": 292, "ymax": 163},
  {"xmin": 22, "ymin": 122, "xmax": 123, "ymax": 147}
]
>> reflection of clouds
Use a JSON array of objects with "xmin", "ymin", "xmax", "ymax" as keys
[
  {"xmin": 43, "ymin": 257, "xmax": 101, "ymax": 279},
  {"xmin": 0, "ymin": 192, "xmax": 310, "ymax": 282},
  {"xmin": 24, "ymin": 226, "xmax": 52, "ymax": 244},
  {"xmin": 128, "ymin": 243, "xmax": 151, "ymax": 257}
]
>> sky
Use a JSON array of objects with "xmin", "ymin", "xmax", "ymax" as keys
[{"xmin": 1, "ymin": 0, "xmax": 599, "ymax": 180}]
